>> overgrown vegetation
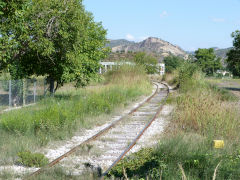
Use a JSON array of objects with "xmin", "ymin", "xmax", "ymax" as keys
[
  {"xmin": 167, "ymin": 63, "xmax": 239, "ymax": 140},
  {"xmin": 17, "ymin": 151, "xmax": 49, "ymax": 167},
  {"xmin": 109, "ymin": 135, "xmax": 240, "ymax": 179},
  {"xmin": 0, "ymin": 65, "xmax": 151, "ymax": 165},
  {"xmin": 109, "ymin": 62, "xmax": 240, "ymax": 179},
  {"xmin": 134, "ymin": 52, "xmax": 158, "ymax": 74},
  {"xmin": 163, "ymin": 55, "xmax": 184, "ymax": 73}
]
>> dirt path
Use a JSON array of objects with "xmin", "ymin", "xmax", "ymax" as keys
[{"xmin": 215, "ymin": 80, "xmax": 240, "ymax": 98}]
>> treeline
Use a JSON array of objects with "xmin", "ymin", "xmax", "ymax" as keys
[
  {"xmin": 164, "ymin": 30, "xmax": 240, "ymax": 77},
  {"xmin": 164, "ymin": 48, "xmax": 222, "ymax": 76}
]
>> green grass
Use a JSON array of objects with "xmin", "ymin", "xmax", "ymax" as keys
[
  {"xmin": 17, "ymin": 151, "xmax": 49, "ymax": 167},
  {"xmin": 109, "ymin": 63, "xmax": 240, "ymax": 179},
  {"xmin": 30, "ymin": 166, "xmax": 98, "ymax": 180},
  {"xmin": 0, "ymin": 65, "xmax": 152, "ymax": 166},
  {"xmin": 109, "ymin": 135, "xmax": 240, "ymax": 179}
]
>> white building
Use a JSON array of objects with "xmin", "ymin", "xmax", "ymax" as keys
[
  {"xmin": 99, "ymin": 61, "xmax": 165, "ymax": 75},
  {"xmin": 157, "ymin": 63, "xmax": 165, "ymax": 75}
]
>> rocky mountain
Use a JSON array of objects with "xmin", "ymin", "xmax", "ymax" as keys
[{"xmin": 106, "ymin": 37, "xmax": 188, "ymax": 61}]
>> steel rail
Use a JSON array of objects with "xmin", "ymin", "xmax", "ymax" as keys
[
  {"xmin": 100, "ymin": 82, "xmax": 169, "ymax": 179},
  {"xmin": 24, "ymin": 83, "xmax": 160, "ymax": 180}
]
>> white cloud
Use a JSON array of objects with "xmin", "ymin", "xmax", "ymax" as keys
[
  {"xmin": 126, "ymin": 34, "xmax": 135, "ymax": 41},
  {"xmin": 160, "ymin": 11, "xmax": 168, "ymax": 18},
  {"xmin": 212, "ymin": 18, "xmax": 225, "ymax": 22},
  {"xmin": 125, "ymin": 34, "xmax": 149, "ymax": 42}
]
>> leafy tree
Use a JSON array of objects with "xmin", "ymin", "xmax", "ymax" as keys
[
  {"xmin": 194, "ymin": 48, "xmax": 222, "ymax": 75},
  {"xmin": 163, "ymin": 56, "xmax": 184, "ymax": 73},
  {"xmin": 226, "ymin": 30, "xmax": 240, "ymax": 76},
  {"xmin": 134, "ymin": 52, "xmax": 158, "ymax": 74},
  {"xmin": 1, "ymin": 0, "xmax": 109, "ymax": 94},
  {"xmin": 0, "ymin": 0, "xmax": 30, "ymax": 71}
]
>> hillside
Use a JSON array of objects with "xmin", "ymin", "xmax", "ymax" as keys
[
  {"xmin": 214, "ymin": 47, "xmax": 232, "ymax": 59},
  {"xmin": 106, "ymin": 39, "xmax": 135, "ymax": 48},
  {"xmin": 106, "ymin": 37, "xmax": 188, "ymax": 62}
]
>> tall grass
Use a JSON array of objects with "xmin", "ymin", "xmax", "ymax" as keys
[
  {"xmin": 0, "ymin": 65, "xmax": 151, "ymax": 164},
  {"xmin": 109, "ymin": 63, "xmax": 240, "ymax": 179},
  {"xmin": 109, "ymin": 135, "xmax": 240, "ymax": 179},
  {"xmin": 165, "ymin": 62, "xmax": 240, "ymax": 141}
]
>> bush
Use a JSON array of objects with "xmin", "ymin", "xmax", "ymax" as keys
[
  {"xmin": 108, "ymin": 148, "xmax": 157, "ymax": 177},
  {"xmin": 177, "ymin": 62, "xmax": 201, "ymax": 92},
  {"xmin": 17, "ymin": 151, "xmax": 49, "ymax": 167},
  {"xmin": 133, "ymin": 52, "xmax": 158, "ymax": 74},
  {"xmin": 109, "ymin": 136, "xmax": 240, "ymax": 179},
  {"xmin": 163, "ymin": 55, "xmax": 184, "ymax": 73}
]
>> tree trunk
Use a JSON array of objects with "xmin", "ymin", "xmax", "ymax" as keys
[{"xmin": 49, "ymin": 78, "xmax": 55, "ymax": 96}]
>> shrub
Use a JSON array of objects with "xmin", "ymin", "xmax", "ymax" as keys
[
  {"xmin": 133, "ymin": 52, "xmax": 158, "ymax": 74},
  {"xmin": 109, "ymin": 135, "xmax": 240, "ymax": 179},
  {"xmin": 17, "ymin": 151, "xmax": 49, "ymax": 167},
  {"xmin": 163, "ymin": 55, "xmax": 184, "ymax": 73},
  {"xmin": 108, "ymin": 148, "xmax": 158, "ymax": 177}
]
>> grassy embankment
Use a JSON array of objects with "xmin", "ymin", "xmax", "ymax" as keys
[
  {"xmin": 0, "ymin": 65, "xmax": 152, "ymax": 169},
  {"xmin": 109, "ymin": 63, "xmax": 240, "ymax": 179}
]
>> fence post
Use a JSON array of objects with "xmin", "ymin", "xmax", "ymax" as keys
[
  {"xmin": 33, "ymin": 81, "xmax": 36, "ymax": 103},
  {"xmin": 22, "ymin": 79, "xmax": 26, "ymax": 106},
  {"xmin": 9, "ymin": 79, "xmax": 11, "ymax": 107}
]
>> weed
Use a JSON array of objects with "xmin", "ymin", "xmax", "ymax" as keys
[
  {"xmin": 109, "ymin": 135, "xmax": 240, "ymax": 179},
  {"xmin": 17, "ymin": 151, "xmax": 49, "ymax": 167},
  {"xmin": 0, "ymin": 65, "xmax": 151, "ymax": 165}
]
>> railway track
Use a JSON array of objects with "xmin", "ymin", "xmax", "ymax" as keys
[{"xmin": 25, "ymin": 82, "xmax": 169, "ymax": 180}]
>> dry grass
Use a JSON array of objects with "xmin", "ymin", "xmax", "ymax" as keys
[
  {"xmin": 164, "ymin": 65, "xmax": 240, "ymax": 141},
  {"xmin": 174, "ymin": 89, "xmax": 240, "ymax": 140}
]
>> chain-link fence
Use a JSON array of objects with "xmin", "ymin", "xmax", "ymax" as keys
[{"xmin": 0, "ymin": 78, "xmax": 46, "ymax": 112}]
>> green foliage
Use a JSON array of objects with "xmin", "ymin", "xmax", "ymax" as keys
[
  {"xmin": 194, "ymin": 48, "xmax": 222, "ymax": 75},
  {"xmin": 0, "ymin": 0, "xmax": 109, "ymax": 94},
  {"xmin": 0, "ymin": 66, "xmax": 151, "ymax": 144},
  {"xmin": 0, "ymin": 0, "xmax": 30, "ymax": 69},
  {"xmin": 226, "ymin": 30, "xmax": 240, "ymax": 77},
  {"xmin": 109, "ymin": 136, "xmax": 240, "ymax": 179},
  {"xmin": 163, "ymin": 55, "xmax": 184, "ymax": 73},
  {"xmin": 134, "ymin": 52, "xmax": 158, "ymax": 74},
  {"xmin": 17, "ymin": 151, "xmax": 49, "ymax": 167},
  {"xmin": 108, "ymin": 148, "xmax": 157, "ymax": 177},
  {"xmin": 175, "ymin": 62, "xmax": 201, "ymax": 92}
]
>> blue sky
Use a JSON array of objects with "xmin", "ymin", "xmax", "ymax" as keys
[{"xmin": 84, "ymin": 0, "xmax": 240, "ymax": 51}]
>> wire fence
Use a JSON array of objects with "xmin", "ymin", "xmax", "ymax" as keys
[{"xmin": 0, "ymin": 78, "xmax": 46, "ymax": 112}]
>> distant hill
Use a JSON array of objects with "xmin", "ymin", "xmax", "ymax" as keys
[
  {"xmin": 214, "ymin": 47, "xmax": 232, "ymax": 59},
  {"xmin": 106, "ymin": 39, "xmax": 135, "ymax": 48},
  {"xmin": 105, "ymin": 37, "xmax": 188, "ymax": 62}
]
